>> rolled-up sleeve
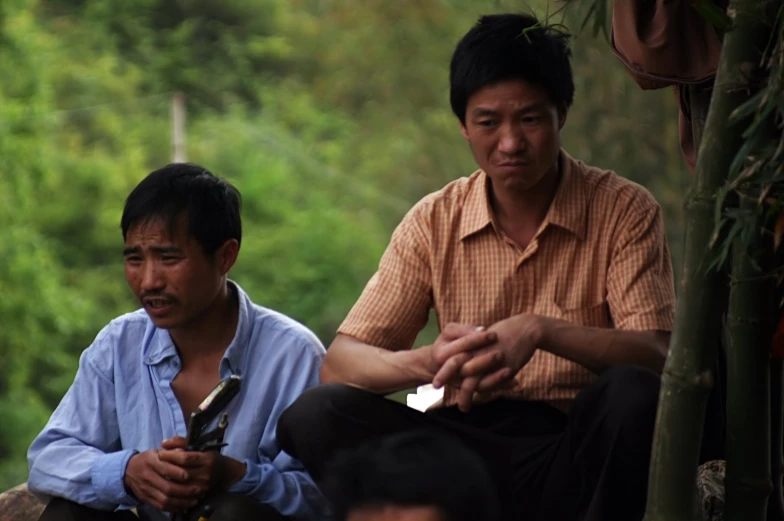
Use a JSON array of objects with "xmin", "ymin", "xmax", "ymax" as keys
[
  {"xmin": 607, "ymin": 199, "xmax": 676, "ymax": 332},
  {"xmin": 338, "ymin": 201, "xmax": 434, "ymax": 350}
]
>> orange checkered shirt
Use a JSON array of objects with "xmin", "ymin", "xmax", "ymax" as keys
[{"xmin": 338, "ymin": 150, "xmax": 675, "ymax": 409}]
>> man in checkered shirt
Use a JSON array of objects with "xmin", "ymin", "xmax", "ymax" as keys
[{"xmin": 279, "ymin": 13, "xmax": 709, "ymax": 521}]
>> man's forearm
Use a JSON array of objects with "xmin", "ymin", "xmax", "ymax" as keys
[
  {"xmin": 28, "ymin": 441, "xmax": 138, "ymax": 511},
  {"xmin": 227, "ymin": 458, "xmax": 330, "ymax": 519},
  {"xmin": 220, "ymin": 457, "xmax": 247, "ymax": 491},
  {"xmin": 320, "ymin": 334, "xmax": 435, "ymax": 394},
  {"xmin": 535, "ymin": 316, "xmax": 670, "ymax": 374}
]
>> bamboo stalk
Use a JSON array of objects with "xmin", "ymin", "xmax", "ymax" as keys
[
  {"xmin": 689, "ymin": 83, "xmax": 712, "ymax": 155},
  {"xmin": 725, "ymin": 197, "xmax": 776, "ymax": 521},
  {"xmin": 726, "ymin": 6, "xmax": 784, "ymax": 517},
  {"xmin": 643, "ymin": 1, "xmax": 778, "ymax": 519},
  {"xmin": 766, "ymin": 12, "xmax": 784, "ymax": 519},
  {"xmin": 768, "ymin": 357, "xmax": 784, "ymax": 521}
]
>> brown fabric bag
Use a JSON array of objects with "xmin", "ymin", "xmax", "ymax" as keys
[
  {"xmin": 611, "ymin": 0, "xmax": 724, "ymax": 89},
  {"xmin": 610, "ymin": 0, "xmax": 726, "ymax": 171}
]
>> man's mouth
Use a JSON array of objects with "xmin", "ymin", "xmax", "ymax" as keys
[{"xmin": 143, "ymin": 298, "xmax": 173, "ymax": 309}]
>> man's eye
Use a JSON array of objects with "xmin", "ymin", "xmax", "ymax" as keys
[
  {"xmin": 125, "ymin": 256, "xmax": 142, "ymax": 263},
  {"xmin": 522, "ymin": 116, "xmax": 541, "ymax": 125},
  {"xmin": 477, "ymin": 120, "xmax": 497, "ymax": 127},
  {"xmin": 161, "ymin": 256, "xmax": 179, "ymax": 262}
]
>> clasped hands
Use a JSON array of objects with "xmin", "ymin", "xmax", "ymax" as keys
[
  {"xmin": 122, "ymin": 436, "xmax": 246, "ymax": 513},
  {"xmin": 428, "ymin": 314, "xmax": 543, "ymax": 412}
]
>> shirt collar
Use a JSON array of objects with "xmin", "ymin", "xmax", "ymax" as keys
[
  {"xmin": 458, "ymin": 150, "xmax": 588, "ymax": 242},
  {"xmin": 457, "ymin": 171, "xmax": 495, "ymax": 240},
  {"xmin": 143, "ymin": 280, "xmax": 253, "ymax": 377},
  {"xmin": 544, "ymin": 151, "xmax": 588, "ymax": 240}
]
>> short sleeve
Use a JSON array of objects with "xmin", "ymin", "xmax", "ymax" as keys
[
  {"xmin": 607, "ymin": 201, "xmax": 676, "ymax": 332},
  {"xmin": 338, "ymin": 202, "xmax": 434, "ymax": 350}
]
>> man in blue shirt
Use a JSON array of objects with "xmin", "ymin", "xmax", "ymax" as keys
[{"xmin": 27, "ymin": 164, "xmax": 328, "ymax": 521}]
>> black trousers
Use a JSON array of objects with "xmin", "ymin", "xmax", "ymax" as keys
[
  {"xmin": 278, "ymin": 366, "xmax": 719, "ymax": 521},
  {"xmin": 37, "ymin": 493, "xmax": 289, "ymax": 521}
]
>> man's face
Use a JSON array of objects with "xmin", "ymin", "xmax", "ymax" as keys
[
  {"xmin": 460, "ymin": 79, "xmax": 565, "ymax": 193},
  {"xmin": 123, "ymin": 213, "xmax": 236, "ymax": 331},
  {"xmin": 347, "ymin": 505, "xmax": 445, "ymax": 521}
]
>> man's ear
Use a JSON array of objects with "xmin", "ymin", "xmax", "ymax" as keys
[
  {"xmin": 214, "ymin": 239, "xmax": 240, "ymax": 275},
  {"xmin": 558, "ymin": 104, "xmax": 569, "ymax": 130},
  {"xmin": 460, "ymin": 121, "xmax": 470, "ymax": 141}
]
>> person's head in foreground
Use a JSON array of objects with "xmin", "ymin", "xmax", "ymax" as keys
[
  {"xmin": 120, "ymin": 162, "xmax": 242, "ymax": 331},
  {"xmin": 450, "ymin": 12, "xmax": 573, "ymax": 194},
  {"xmin": 323, "ymin": 430, "xmax": 501, "ymax": 521}
]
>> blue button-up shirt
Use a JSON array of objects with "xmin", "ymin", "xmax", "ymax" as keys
[{"xmin": 27, "ymin": 282, "xmax": 328, "ymax": 520}]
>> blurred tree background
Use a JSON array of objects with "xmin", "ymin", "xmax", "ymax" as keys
[{"xmin": 0, "ymin": 0, "xmax": 689, "ymax": 489}]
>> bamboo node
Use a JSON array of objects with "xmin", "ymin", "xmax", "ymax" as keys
[
  {"xmin": 684, "ymin": 194, "xmax": 717, "ymax": 211},
  {"xmin": 662, "ymin": 367, "xmax": 715, "ymax": 390},
  {"xmin": 725, "ymin": 315, "xmax": 769, "ymax": 325}
]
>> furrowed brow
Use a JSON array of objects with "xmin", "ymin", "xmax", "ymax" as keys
[
  {"xmin": 471, "ymin": 108, "xmax": 499, "ymax": 118},
  {"xmin": 519, "ymin": 102, "xmax": 549, "ymax": 115},
  {"xmin": 150, "ymin": 246, "xmax": 183, "ymax": 255}
]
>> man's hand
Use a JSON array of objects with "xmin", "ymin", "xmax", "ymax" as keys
[
  {"xmin": 428, "ymin": 323, "xmax": 508, "ymax": 389},
  {"xmin": 158, "ymin": 436, "xmax": 247, "ymax": 493},
  {"xmin": 433, "ymin": 314, "xmax": 543, "ymax": 412},
  {"xmin": 123, "ymin": 450, "xmax": 202, "ymax": 513}
]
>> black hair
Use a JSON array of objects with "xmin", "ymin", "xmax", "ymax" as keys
[
  {"xmin": 449, "ymin": 13, "xmax": 574, "ymax": 124},
  {"xmin": 120, "ymin": 163, "xmax": 242, "ymax": 255},
  {"xmin": 322, "ymin": 429, "xmax": 501, "ymax": 521}
]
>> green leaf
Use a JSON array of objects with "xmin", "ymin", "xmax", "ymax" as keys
[{"xmin": 692, "ymin": 0, "xmax": 732, "ymax": 34}]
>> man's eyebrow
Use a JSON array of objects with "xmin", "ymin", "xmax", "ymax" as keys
[
  {"xmin": 151, "ymin": 246, "xmax": 183, "ymax": 254},
  {"xmin": 471, "ymin": 108, "xmax": 499, "ymax": 118},
  {"xmin": 471, "ymin": 102, "xmax": 549, "ymax": 118},
  {"xmin": 519, "ymin": 102, "xmax": 549, "ymax": 114},
  {"xmin": 122, "ymin": 245, "xmax": 182, "ymax": 256}
]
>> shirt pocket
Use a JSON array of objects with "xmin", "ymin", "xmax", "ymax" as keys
[{"xmin": 555, "ymin": 300, "xmax": 612, "ymax": 328}]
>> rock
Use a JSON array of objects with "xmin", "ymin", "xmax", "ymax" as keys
[
  {"xmin": 0, "ymin": 483, "xmax": 47, "ymax": 521},
  {"xmin": 697, "ymin": 460, "xmax": 726, "ymax": 521}
]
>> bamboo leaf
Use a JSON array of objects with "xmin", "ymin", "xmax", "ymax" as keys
[
  {"xmin": 577, "ymin": 1, "xmax": 597, "ymax": 34},
  {"xmin": 711, "ymin": 218, "xmax": 741, "ymax": 270},
  {"xmin": 728, "ymin": 138, "xmax": 756, "ymax": 179},
  {"xmin": 563, "ymin": 0, "xmax": 611, "ymax": 39},
  {"xmin": 741, "ymin": 104, "xmax": 777, "ymax": 140},
  {"xmin": 692, "ymin": 0, "xmax": 733, "ymax": 34},
  {"xmin": 730, "ymin": 91, "xmax": 765, "ymax": 123}
]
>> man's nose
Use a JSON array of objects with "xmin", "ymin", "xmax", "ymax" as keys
[
  {"xmin": 140, "ymin": 261, "xmax": 165, "ymax": 292},
  {"xmin": 498, "ymin": 125, "xmax": 526, "ymax": 155}
]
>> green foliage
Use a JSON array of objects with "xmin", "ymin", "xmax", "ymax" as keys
[
  {"xmin": 710, "ymin": 5, "xmax": 784, "ymax": 273},
  {"xmin": 187, "ymin": 113, "xmax": 387, "ymax": 337},
  {"xmin": 0, "ymin": 0, "xmax": 690, "ymax": 490},
  {"xmin": 694, "ymin": 0, "xmax": 733, "ymax": 34},
  {"xmin": 566, "ymin": 0, "xmax": 612, "ymax": 41}
]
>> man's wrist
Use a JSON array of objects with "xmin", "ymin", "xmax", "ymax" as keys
[
  {"xmin": 519, "ymin": 313, "xmax": 549, "ymax": 351},
  {"xmin": 223, "ymin": 456, "xmax": 247, "ymax": 490},
  {"xmin": 91, "ymin": 449, "xmax": 140, "ymax": 506},
  {"xmin": 408, "ymin": 346, "xmax": 439, "ymax": 383},
  {"xmin": 122, "ymin": 450, "xmax": 140, "ymax": 498}
]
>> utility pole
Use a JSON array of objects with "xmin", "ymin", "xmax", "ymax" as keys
[{"xmin": 172, "ymin": 92, "xmax": 186, "ymax": 163}]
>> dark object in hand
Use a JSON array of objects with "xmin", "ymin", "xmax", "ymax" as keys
[
  {"xmin": 173, "ymin": 375, "xmax": 242, "ymax": 521},
  {"xmin": 185, "ymin": 375, "xmax": 242, "ymax": 452}
]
